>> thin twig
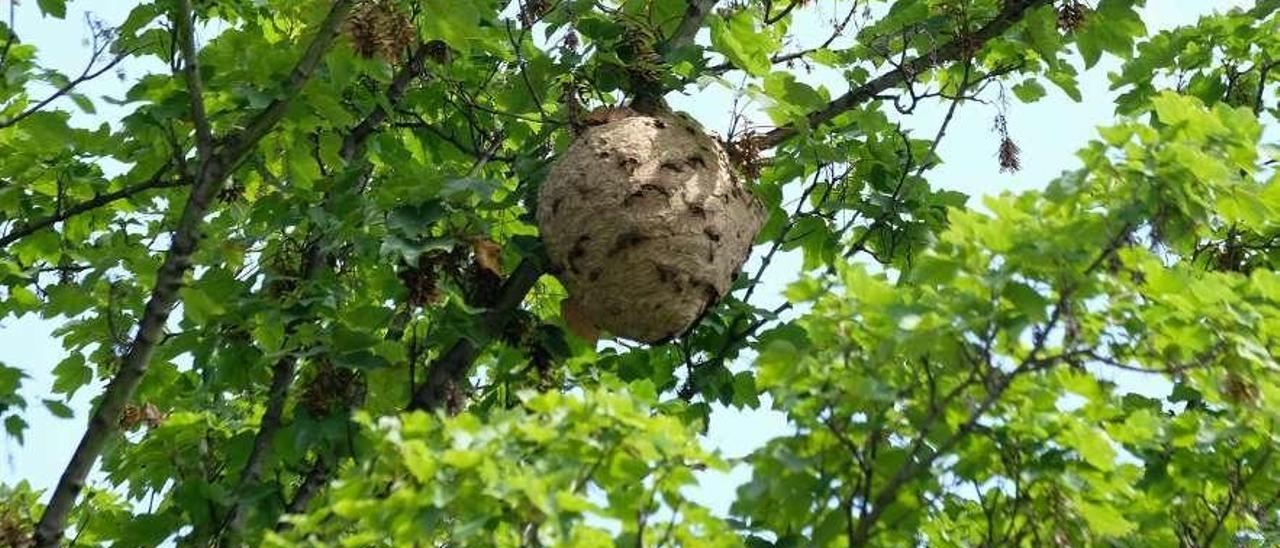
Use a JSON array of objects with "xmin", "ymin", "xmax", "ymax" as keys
[
  {"xmin": 708, "ymin": 1, "xmax": 858, "ymax": 75},
  {"xmin": 175, "ymin": 0, "xmax": 214, "ymax": 162}
]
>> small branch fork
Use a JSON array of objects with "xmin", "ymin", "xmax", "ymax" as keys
[{"xmin": 33, "ymin": 2, "xmax": 356, "ymax": 545}]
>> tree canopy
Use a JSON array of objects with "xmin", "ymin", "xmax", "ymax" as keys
[{"xmin": 2, "ymin": 0, "xmax": 1280, "ymax": 546}]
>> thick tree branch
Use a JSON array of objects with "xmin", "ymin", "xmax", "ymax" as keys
[
  {"xmin": 0, "ymin": 166, "xmax": 180, "ymax": 249},
  {"xmin": 217, "ymin": 3, "xmax": 353, "ymax": 171},
  {"xmin": 409, "ymin": 258, "xmax": 544, "ymax": 412},
  {"xmin": 33, "ymin": 3, "xmax": 354, "ymax": 545},
  {"xmin": 668, "ymin": 0, "xmax": 718, "ymax": 51},
  {"xmin": 756, "ymin": 0, "xmax": 1051, "ymax": 150}
]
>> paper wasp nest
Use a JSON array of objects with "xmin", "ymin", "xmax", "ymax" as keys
[{"xmin": 537, "ymin": 113, "xmax": 764, "ymax": 343}]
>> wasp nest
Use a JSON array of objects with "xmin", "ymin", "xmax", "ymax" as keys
[{"xmin": 537, "ymin": 113, "xmax": 765, "ymax": 343}]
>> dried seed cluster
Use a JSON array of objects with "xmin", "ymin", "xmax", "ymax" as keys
[
  {"xmin": 1057, "ymin": 1, "xmax": 1089, "ymax": 32},
  {"xmin": 346, "ymin": 0, "xmax": 415, "ymax": 61}
]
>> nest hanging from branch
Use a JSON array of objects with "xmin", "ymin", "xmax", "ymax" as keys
[{"xmin": 537, "ymin": 112, "xmax": 764, "ymax": 343}]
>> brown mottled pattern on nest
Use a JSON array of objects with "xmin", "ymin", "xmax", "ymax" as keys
[{"xmin": 537, "ymin": 114, "xmax": 765, "ymax": 343}]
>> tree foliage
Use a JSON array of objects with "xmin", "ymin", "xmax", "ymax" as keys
[{"xmin": 0, "ymin": 0, "xmax": 1279, "ymax": 546}]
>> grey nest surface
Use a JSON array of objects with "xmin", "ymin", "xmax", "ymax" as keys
[{"xmin": 537, "ymin": 114, "xmax": 765, "ymax": 343}]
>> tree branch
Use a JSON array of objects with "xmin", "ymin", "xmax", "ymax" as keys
[
  {"xmin": 33, "ymin": 3, "xmax": 354, "ymax": 545},
  {"xmin": 0, "ymin": 49, "xmax": 132, "ymax": 130},
  {"xmin": 175, "ymin": 0, "xmax": 214, "ymax": 163},
  {"xmin": 409, "ymin": 258, "xmax": 544, "ymax": 412},
  {"xmin": 845, "ymin": 223, "xmax": 1133, "ymax": 545},
  {"xmin": 668, "ymin": 0, "xmax": 718, "ymax": 51},
  {"xmin": 764, "ymin": 0, "xmax": 802, "ymax": 25},
  {"xmin": 0, "ymin": 1, "xmax": 17, "ymax": 74},
  {"xmin": 756, "ymin": 0, "xmax": 1051, "ymax": 150},
  {"xmin": 216, "ymin": 2, "xmax": 354, "ymax": 172},
  {"xmin": 0, "ymin": 166, "xmax": 180, "ymax": 249}
]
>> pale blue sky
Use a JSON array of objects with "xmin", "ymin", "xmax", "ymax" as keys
[{"xmin": 0, "ymin": 0, "xmax": 1258, "ymax": 523}]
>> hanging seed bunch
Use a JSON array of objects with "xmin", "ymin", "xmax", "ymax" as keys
[
  {"xmin": 346, "ymin": 0, "xmax": 416, "ymax": 61},
  {"xmin": 1057, "ymin": 1, "xmax": 1089, "ymax": 33},
  {"xmin": 537, "ymin": 110, "xmax": 765, "ymax": 343},
  {"xmin": 424, "ymin": 39, "xmax": 452, "ymax": 64},
  {"xmin": 520, "ymin": 0, "xmax": 553, "ymax": 28},
  {"xmin": 398, "ymin": 247, "xmax": 467, "ymax": 308},
  {"xmin": 119, "ymin": 403, "xmax": 166, "ymax": 431},
  {"xmin": 992, "ymin": 87, "xmax": 1021, "ymax": 173},
  {"xmin": 263, "ymin": 238, "xmax": 306, "ymax": 298},
  {"xmin": 616, "ymin": 16, "xmax": 666, "ymax": 106},
  {"xmin": 462, "ymin": 237, "xmax": 505, "ymax": 308},
  {"xmin": 0, "ymin": 507, "xmax": 34, "ymax": 548},
  {"xmin": 300, "ymin": 359, "xmax": 366, "ymax": 417},
  {"xmin": 992, "ymin": 108, "xmax": 1021, "ymax": 173},
  {"xmin": 726, "ymin": 131, "xmax": 766, "ymax": 181}
]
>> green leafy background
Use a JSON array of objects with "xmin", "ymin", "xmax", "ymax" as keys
[{"xmin": 2, "ymin": 0, "xmax": 1280, "ymax": 546}]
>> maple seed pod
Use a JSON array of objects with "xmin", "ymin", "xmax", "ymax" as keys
[{"xmin": 537, "ymin": 113, "xmax": 765, "ymax": 343}]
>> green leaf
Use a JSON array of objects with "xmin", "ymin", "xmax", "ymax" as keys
[
  {"xmin": 731, "ymin": 371, "xmax": 760, "ymax": 408},
  {"xmin": 180, "ymin": 286, "xmax": 226, "ymax": 324},
  {"xmin": 1046, "ymin": 68, "xmax": 1083, "ymax": 102},
  {"xmin": 709, "ymin": 11, "xmax": 776, "ymax": 76},
  {"xmin": 69, "ymin": 93, "xmax": 96, "ymax": 114},
  {"xmin": 253, "ymin": 314, "xmax": 286, "ymax": 354},
  {"xmin": 1076, "ymin": 0, "xmax": 1146, "ymax": 68},
  {"xmin": 1012, "ymin": 79, "xmax": 1047, "ymax": 103},
  {"xmin": 1024, "ymin": 6, "xmax": 1062, "ymax": 68},
  {"xmin": 51, "ymin": 354, "xmax": 91, "ymax": 398},
  {"xmin": 42, "ymin": 399, "xmax": 74, "ymax": 419},
  {"xmin": 1063, "ymin": 423, "xmax": 1117, "ymax": 471},
  {"xmin": 36, "ymin": 0, "xmax": 67, "ymax": 18},
  {"xmin": 763, "ymin": 72, "xmax": 827, "ymax": 125},
  {"xmin": 1075, "ymin": 500, "xmax": 1137, "ymax": 537},
  {"xmin": 422, "ymin": 0, "xmax": 484, "ymax": 52},
  {"xmin": 4, "ymin": 415, "xmax": 26, "ymax": 442}
]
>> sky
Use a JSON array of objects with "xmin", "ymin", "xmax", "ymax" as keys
[{"xmin": 0, "ymin": 0, "xmax": 1259, "ymax": 525}]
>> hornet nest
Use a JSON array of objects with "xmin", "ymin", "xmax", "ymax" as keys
[{"xmin": 537, "ymin": 111, "xmax": 764, "ymax": 343}]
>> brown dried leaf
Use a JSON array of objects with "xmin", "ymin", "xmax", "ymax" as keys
[
  {"xmin": 561, "ymin": 297, "xmax": 600, "ymax": 345},
  {"xmin": 470, "ymin": 237, "xmax": 504, "ymax": 277},
  {"xmin": 141, "ymin": 403, "xmax": 167, "ymax": 429},
  {"xmin": 119, "ymin": 404, "xmax": 142, "ymax": 431}
]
